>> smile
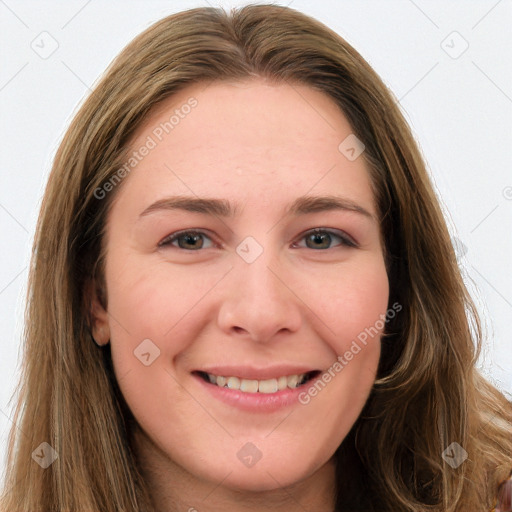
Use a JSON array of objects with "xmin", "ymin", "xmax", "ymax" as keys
[{"xmin": 195, "ymin": 370, "xmax": 320, "ymax": 394}]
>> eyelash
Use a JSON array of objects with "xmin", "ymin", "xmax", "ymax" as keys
[{"xmin": 158, "ymin": 228, "xmax": 358, "ymax": 251}]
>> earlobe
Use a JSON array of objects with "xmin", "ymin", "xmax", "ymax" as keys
[
  {"xmin": 87, "ymin": 280, "xmax": 110, "ymax": 346},
  {"xmin": 90, "ymin": 321, "xmax": 110, "ymax": 346}
]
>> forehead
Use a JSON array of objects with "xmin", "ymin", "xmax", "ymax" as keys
[{"xmin": 114, "ymin": 79, "xmax": 377, "ymax": 220}]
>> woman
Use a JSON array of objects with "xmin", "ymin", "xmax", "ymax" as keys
[{"xmin": 1, "ymin": 4, "xmax": 511, "ymax": 511}]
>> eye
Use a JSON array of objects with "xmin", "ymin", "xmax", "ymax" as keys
[
  {"xmin": 158, "ymin": 227, "xmax": 357, "ymax": 252},
  {"xmin": 158, "ymin": 230, "xmax": 215, "ymax": 250},
  {"xmin": 292, "ymin": 228, "xmax": 357, "ymax": 250}
]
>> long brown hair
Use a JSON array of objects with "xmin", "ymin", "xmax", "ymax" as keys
[{"xmin": 2, "ymin": 5, "xmax": 511, "ymax": 511}]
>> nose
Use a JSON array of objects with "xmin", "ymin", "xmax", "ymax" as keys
[{"xmin": 216, "ymin": 250, "xmax": 302, "ymax": 343}]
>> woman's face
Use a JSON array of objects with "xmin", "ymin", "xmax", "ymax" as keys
[{"xmin": 91, "ymin": 79, "xmax": 389, "ymax": 492}]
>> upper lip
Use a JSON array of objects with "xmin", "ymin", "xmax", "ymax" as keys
[{"xmin": 194, "ymin": 365, "xmax": 320, "ymax": 380}]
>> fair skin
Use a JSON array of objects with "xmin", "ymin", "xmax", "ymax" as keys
[{"xmin": 91, "ymin": 79, "xmax": 389, "ymax": 511}]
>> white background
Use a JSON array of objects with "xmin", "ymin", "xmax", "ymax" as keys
[{"xmin": 1, "ymin": 0, "xmax": 511, "ymax": 475}]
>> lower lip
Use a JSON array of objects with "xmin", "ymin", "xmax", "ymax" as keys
[{"xmin": 192, "ymin": 373, "xmax": 310, "ymax": 413}]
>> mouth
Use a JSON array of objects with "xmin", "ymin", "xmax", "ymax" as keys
[{"xmin": 193, "ymin": 370, "xmax": 321, "ymax": 394}]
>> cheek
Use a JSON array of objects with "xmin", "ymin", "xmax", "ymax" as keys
[
  {"xmin": 105, "ymin": 253, "xmax": 227, "ymax": 348},
  {"xmin": 293, "ymin": 259, "xmax": 389, "ymax": 442},
  {"xmin": 296, "ymin": 256, "xmax": 390, "ymax": 353},
  {"xmin": 103, "ymin": 256, "xmax": 210, "ymax": 435}
]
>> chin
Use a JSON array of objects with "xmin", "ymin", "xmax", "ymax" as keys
[
  {"xmin": 220, "ymin": 466, "xmax": 305, "ymax": 493},
  {"xmin": 201, "ymin": 452, "xmax": 321, "ymax": 494}
]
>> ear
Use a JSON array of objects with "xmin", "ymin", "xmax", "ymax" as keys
[{"xmin": 87, "ymin": 278, "xmax": 110, "ymax": 346}]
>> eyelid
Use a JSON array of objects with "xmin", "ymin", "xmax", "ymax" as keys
[
  {"xmin": 292, "ymin": 227, "xmax": 358, "ymax": 248},
  {"xmin": 158, "ymin": 227, "xmax": 358, "ymax": 250},
  {"xmin": 158, "ymin": 229, "xmax": 219, "ymax": 248}
]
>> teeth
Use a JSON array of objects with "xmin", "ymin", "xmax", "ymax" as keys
[
  {"xmin": 226, "ymin": 376, "xmax": 240, "ymax": 389},
  {"xmin": 277, "ymin": 375, "xmax": 288, "ymax": 391},
  {"xmin": 287, "ymin": 374, "xmax": 299, "ymax": 388},
  {"xmin": 240, "ymin": 379, "xmax": 259, "ymax": 393},
  {"xmin": 204, "ymin": 372, "xmax": 308, "ymax": 393},
  {"xmin": 258, "ymin": 379, "xmax": 278, "ymax": 394}
]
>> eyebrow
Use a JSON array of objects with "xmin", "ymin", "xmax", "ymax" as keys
[{"xmin": 138, "ymin": 194, "xmax": 376, "ymax": 222}]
